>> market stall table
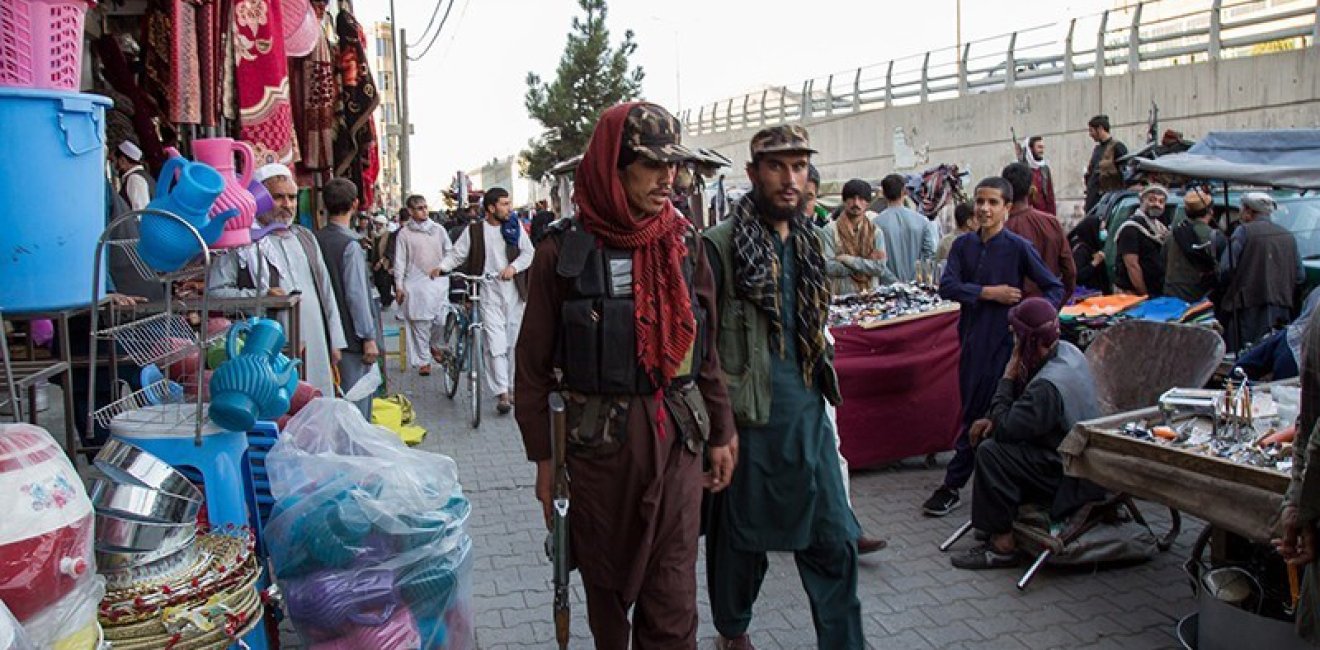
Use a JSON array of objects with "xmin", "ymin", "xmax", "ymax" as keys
[
  {"xmin": 832, "ymin": 306, "xmax": 962, "ymax": 469},
  {"xmin": 1059, "ymin": 389, "xmax": 1292, "ymax": 543}
]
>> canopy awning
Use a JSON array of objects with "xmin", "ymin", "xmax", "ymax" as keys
[{"xmin": 1131, "ymin": 129, "xmax": 1320, "ymax": 189}]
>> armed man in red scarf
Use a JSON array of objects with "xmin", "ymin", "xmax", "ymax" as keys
[
  {"xmin": 514, "ymin": 102, "xmax": 737, "ymax": 648},
  {"xmin": 703, "ymin": 126, "xmax": 864, "ymax": 649}
]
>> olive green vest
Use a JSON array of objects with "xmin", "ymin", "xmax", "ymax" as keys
[{"xmin": 703, "ymin": 220, "xmax": 840, "ymax": 427}]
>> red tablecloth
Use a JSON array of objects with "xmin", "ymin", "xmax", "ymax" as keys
[{"xmin": 832, "ymin": 310, "xmax": 962, "ymax": 469}]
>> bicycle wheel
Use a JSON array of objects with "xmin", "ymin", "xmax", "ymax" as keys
[
  {"xmin": 440, "ymin": 311, "xmax": 462, "ymax": 399},
  {"xmin": 468, "ymin": 324, "xmax": 482, "ymax": 428}
]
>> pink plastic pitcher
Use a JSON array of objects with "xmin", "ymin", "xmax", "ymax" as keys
[{"xmin": 191, "ymin": 137, "xmax": 257, "ymax": 249}]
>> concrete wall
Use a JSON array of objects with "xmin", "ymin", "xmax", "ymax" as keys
[{"xmin": 685, "ymin": 47, "xmax": 1320, "ymax": 218}]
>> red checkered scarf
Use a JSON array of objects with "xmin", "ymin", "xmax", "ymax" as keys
[{"xmin": 573, "ymin": 103, "xmax": 696, "ymax": 390}]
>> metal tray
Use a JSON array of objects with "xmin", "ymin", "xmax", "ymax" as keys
[
  {"xmin": 93, "ymin": 438, "xmax": 202, "ymax": 503},
  {"xmin": 89, "ymin": 478, "xmax": 201, "ymax": 525}
]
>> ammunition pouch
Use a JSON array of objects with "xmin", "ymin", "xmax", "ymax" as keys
[
  {"xmin": 563, "ymin": 392, "xmax": 631, "ymax": 458},
  {"xmin": 664, "ymin": 381, "xmax": 711, "ymax": 454}
]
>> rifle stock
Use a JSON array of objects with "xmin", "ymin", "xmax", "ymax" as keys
[{"xmin": 548, "ymin": 392, "xmax": 570, "ymax": 649}]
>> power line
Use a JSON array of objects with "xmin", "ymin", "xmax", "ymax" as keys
[
  {"xmin": 407, "ymin": 0, "xmax": 455, "ymax": 61},
  {"xmin": 431, "ymin": 0, "xmax": 473, "ymax": 67},
  {"xmin": 407, "ymin": 0, "xmax": 446, "ymax": 49}
]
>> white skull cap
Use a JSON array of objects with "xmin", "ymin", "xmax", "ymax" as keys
[{"xmin": 254, "ymin": 163, "xmax": 294, "ymax": 183}]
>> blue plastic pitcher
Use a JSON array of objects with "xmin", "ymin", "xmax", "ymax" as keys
[{"xmin": 137, "ymin": 156, "xmax": 234, "ymax": 273}]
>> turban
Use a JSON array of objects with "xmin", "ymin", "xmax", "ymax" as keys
[{"xmin": 1008, "ymin": 297, "xmax": 1061, "ymax": 380}]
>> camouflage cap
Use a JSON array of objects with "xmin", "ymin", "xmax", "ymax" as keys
[
  {"xmin": 749, "ymin": 125, "xmax": 817, "ymax": 159},
  {"xmin": 622, "ymin": 103, "xmax": 695, "ymax": 163}
]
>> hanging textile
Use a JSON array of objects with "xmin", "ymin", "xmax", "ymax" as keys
[
  {"xmin": 172, "ymin": 1, "xmax": 203, "ymax": 124},
  {"xmin": 197, "ymin": 0, "xmax": 220, "ymax": 127},
  {"xmin": 281, "ymin": 0, "xmax": 318, "ymax": 58},
  {"xmin": 333, "ymin": 5, "xmax": 380, "ymax": 204},
  {"xmin": 297, "ymin": 4, "xmax": 336, "ymax": 172},
  {"xmin": 95, "ymin": 35, "xmax": 167, "ymax": 172},
  {"xmin": 235, "ymin": 0, "xmax": 301, "ymax": 164},
  {"xmin": 141, "ymin": 1, "xmax": 172, "ymax": 122}
]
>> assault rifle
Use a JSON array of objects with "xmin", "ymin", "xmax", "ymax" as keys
[
  {"xmin": 1011, "ymin": 127, "xmax": 1023, "ymax": 162},
  {"xmin": 545, "ymin": 393, "xmax": 571, "ymax": 649}
]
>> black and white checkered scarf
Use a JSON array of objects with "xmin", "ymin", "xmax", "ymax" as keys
[{"xmin": 730, "ymin": 194, "xmax": 831, "ymax": 387}]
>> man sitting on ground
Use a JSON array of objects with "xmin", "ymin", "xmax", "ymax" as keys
[{"xmin": 952, "ymin": 297, "xmax": 1102, "ymax": 569}]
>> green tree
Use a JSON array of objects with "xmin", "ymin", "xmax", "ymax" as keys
[{"xmin": 524, "ymin": 0, "xmax": 644, "ymax": 181}]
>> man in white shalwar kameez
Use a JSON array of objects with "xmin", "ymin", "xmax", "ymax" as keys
[
  {"xmin": 439, "ymin": 187, "xmax": 534, "ymax": 415},
  {"xmin": 393, "ymin": 194, "xmax": 452, "ymax": 375},
  {"xmin": 253, "ymin": 164, "xmax": 346, "ymax": 396}
]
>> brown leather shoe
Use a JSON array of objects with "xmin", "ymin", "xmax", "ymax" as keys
[
  {"xmin": 857, "ymin": 535, "xmax": 888, "ymax": 555},
  {"xmin": 418, "ymin": 364, "xmax": 431, "ymax": 376},
  {"xmin": 716, "ymin": 635, "xmax": 756, "ymax": 650}
]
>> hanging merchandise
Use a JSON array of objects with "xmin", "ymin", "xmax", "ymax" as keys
[
  {"xmin": 265, "ymin": 399, "xmax": 475, "ymax": 649},
  {"xmin": 0, "ymin": 424, "xmax": 104, "ymax": 648},
  {"xmin": 333, "ymin": 5, "xmax": 380, "ymax": 205},
  {"xmin": 295, "ymin": 0, "xmax": 337, "ymax": 173},
  {"xmin": 282, "ymin": 0, "xmax": 319, "ymax": 57},
  {"xmin": 94, "ymin": 35, "xmax": 167, "ymax": 171},
  {"xmin": 140, "ymin": 0, "xmax": 202, "ymax": 125},
  {"xmin": 235, "ymin": 0, "xmax": 301, "ymax": 165},
  {"xmin": 197, "ymin": 0, "xmax": 220, "ymax": 128}
]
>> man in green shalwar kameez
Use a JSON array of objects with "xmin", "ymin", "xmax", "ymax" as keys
[{"xmin": 703, "ymin": 126, "xmax": 864, "ymax": 650}]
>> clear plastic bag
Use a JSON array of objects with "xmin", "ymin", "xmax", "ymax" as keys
[
  {"xmin": 18, "ymin": 573, "xmax": 105, "ymax": 650},
  {"xmin": 0, "ymin": 600, "xmax": 36, "ymax": 650},
  {"xmin": 266, "ymin": 398, "xmax": 473, "ymax": 649}
]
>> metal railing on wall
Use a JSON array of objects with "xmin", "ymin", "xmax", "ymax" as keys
[{"xmin": 682, "ymin": 0, "xmax": 1319, "ymax": 136}]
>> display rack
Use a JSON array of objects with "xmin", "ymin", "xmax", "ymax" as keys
[{"xmin": 86, "ymin": 208, "xmax": 271, "ymax": 446}]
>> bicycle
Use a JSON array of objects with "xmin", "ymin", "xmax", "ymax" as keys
[{"xmin": 440, "ymin": 271, "xmax": 493, "ymax": 428}]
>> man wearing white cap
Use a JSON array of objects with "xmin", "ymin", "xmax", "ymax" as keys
[
  {"xmin": 1217, "ymin": 192, "xmax": 1303, "ymax": 351},
  {"xmin": 112, "ymin": 141, "xmax": 153, "ymax": 212},
  {"xmin": 252, "ymin": 163, "xmax": 346, "ymax": 396}
]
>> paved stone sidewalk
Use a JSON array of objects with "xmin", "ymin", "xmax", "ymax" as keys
[
  {"xmin": 379, "ymin": 365, "xmax": 1199, "ymax": 649},
  {"xmin": 276, "ymin": 361, "xmax": 1202, "ymax": 649}
]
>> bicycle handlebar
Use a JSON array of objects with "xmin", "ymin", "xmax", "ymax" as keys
[{"xmin": 449, "ymin": 271, "xmax": 497, "ymax": 282}]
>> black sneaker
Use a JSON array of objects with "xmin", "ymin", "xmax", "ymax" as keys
[
  {"xmin": 922, "ymin": 486, "xmax": 961, "ymax": 516},
  {"xmin": 950, "ymin": 543, "xmax": 1021, "ymax": 570}
]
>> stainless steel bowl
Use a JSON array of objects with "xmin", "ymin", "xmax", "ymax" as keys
[
  {"xmin": 93, "ymin": 438, "xmax": 202, "ymax": 503},
  {"xmin": 94, "ymin": 512, "xmax": 196, "ymax": 553},
  {"xmin": 89, "ymin": 478, "xmax": 202, "ymax": 525},
  {"xmin": 97, "ymin": 538, "xmax": 199, "ymax": 589}
]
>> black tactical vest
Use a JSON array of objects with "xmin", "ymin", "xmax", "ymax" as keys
[{"xmin": 553, "ymin": 219, "xmax": 706, "ymax": 396}]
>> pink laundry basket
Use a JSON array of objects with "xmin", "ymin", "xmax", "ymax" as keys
[{"xmin": 0, "ymin": 0, "xmax": 95, "ymax": 91}]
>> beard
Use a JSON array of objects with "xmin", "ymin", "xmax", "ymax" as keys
[{"xmin": 751, "ymin": 185, "xmax": 804, "ymax": 223}]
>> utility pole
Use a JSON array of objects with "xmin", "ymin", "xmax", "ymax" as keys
[
  {"xmin": 399, "ymin": 28, "xmax": 412, "ymax": 199},
  {"xmin": 388, "ymin": 1, "xmax": 408, "ymax": 205}
]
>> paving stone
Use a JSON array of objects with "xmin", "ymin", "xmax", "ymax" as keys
[{"xmin": 259, "ymin": 341, "xmax": 1203, "ymax": 648}]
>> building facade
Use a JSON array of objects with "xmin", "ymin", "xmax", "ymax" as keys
[{"xmin": 373, "ymin": 21, "xmax": 403, "ymax": 215}]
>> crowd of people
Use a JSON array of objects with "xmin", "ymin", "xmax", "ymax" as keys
[{"xmin": 105, "ymin": 96, "xmax": 1313, "ymax": 648}]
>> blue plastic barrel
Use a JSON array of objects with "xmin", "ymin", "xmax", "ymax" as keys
[{"xmin": 0, "ymin": 88, "xmax": 110, "ymax": 313}]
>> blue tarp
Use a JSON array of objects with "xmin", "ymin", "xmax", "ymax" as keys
[{"xmin": 1132, "ymin": 129, "xmax": 1320, "ymax": 189}]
